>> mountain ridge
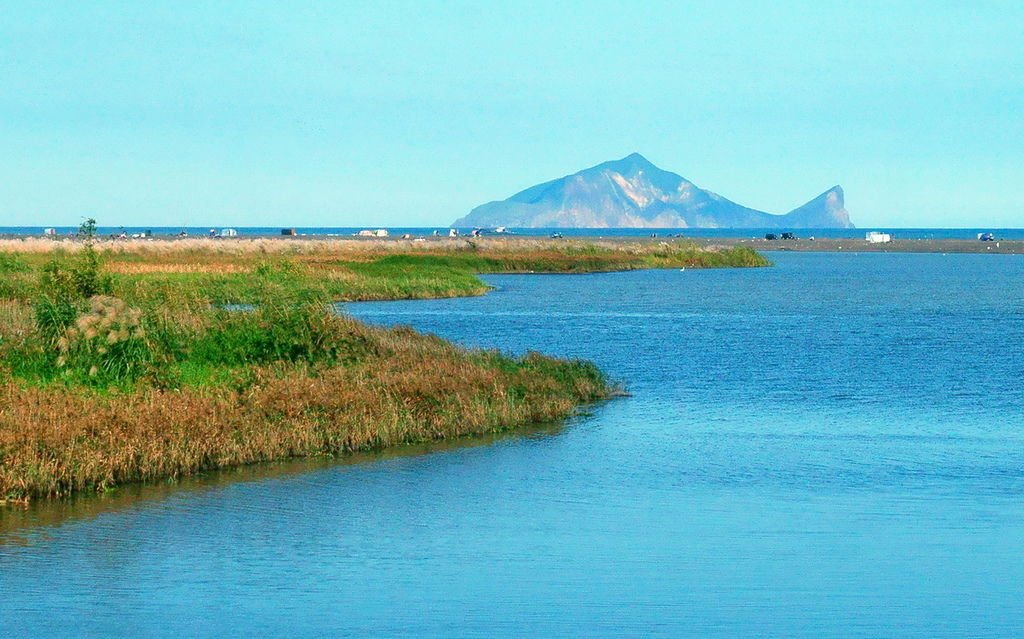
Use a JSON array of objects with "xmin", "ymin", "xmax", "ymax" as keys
[{"xmin": 454, "ymin": 153, "xmax": 853, "ymax": 229}]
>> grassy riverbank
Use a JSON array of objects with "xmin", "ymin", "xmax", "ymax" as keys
[
  {"xmin": 0, "ymin": 236, "xmax": 769, "ymax": 304},
  {"xmin": 0, "ymin": 235, "xmax": 766, "ymax": 501},
  {"xmin": 0, "ymin": 319, "xmax": 609, "ymax": 501}
]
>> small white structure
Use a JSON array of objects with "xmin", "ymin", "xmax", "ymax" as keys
[
  {"xmin": 448, "ymin": 228, "xmax": 459, "ymax": 237},
  {"xmin": 865, "ymin": 231, "xmax": 892, "ymax": 244},
  {"xmin": 220, "ymin": 228, "xmax": 238, "ymax": 237},
  {"xmin": 373, "ymin": 229, "xmax": 388, "ymax": 237},
  {"xmin": 43, "ymin": 228, "xmax": 56, "ymax": 236}
]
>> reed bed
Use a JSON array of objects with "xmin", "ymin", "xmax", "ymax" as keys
[
  {"xmin": 0, "ymin": 316, "xmax": 610, "ymax": 501},
  {"xmin": 0, "ymin": 235, "xmax": 768, "ymax": 262},
  {"xmin": 105, "ymin": 262, "xmax": 251, "ymax": 274}
]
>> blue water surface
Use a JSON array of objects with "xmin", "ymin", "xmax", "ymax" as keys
[{"xmin": 1, "ymin": 252, "xmax": 1022, "ymax": 637}]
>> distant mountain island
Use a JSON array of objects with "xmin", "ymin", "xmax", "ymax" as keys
[{"xmin": 454, "ymin": 153, "xmax": 853, "ymax": 229}]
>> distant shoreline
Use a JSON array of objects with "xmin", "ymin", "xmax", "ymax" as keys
[
  {"xmin": 3, "ymin": 226, "xmax": 1024, "ymax": 242},
  {"xmin": 0, "ymin": 233, "xmax": 1019, "ymax": 255},
  {"xmin": 708, "ymin": 237, "xmax": 1024, "ymax": 255}
]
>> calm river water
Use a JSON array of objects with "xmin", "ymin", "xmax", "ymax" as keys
[{"xmin": 2, "ymin": 252, "xmax": 1023, "ymax": 637}]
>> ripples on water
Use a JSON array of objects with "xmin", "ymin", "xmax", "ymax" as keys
[{"xmin": 2, "ymin": 252, "xmax": 1023, "ymax": 637}]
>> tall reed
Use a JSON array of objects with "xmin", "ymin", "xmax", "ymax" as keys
[{"xmin": 0, "ymin": 316, "xmax": 611, "ymax": 501}]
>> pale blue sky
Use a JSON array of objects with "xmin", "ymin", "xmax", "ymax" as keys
[{"xmin": 1, "ymin": 1, "xmax": 1021, "ymax": 227}]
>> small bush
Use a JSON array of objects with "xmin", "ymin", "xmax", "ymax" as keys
[
  {"xmin": 38, "ymin": 247, "xmax": 111, "ymax": 303},
  {"xmin": 54, "ymin": 295, "xmax": 151, "ymax": 385},
  {"xmin": 33, "ymin": 220, "xmax": 114, "ymax": 345}
]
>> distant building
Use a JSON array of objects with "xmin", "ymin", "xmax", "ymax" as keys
[{"xmin": 865, "ymin": 232, "xmax": 892, "ymax": 243}]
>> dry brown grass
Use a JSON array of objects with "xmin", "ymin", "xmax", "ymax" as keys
[
  {"xmin": 0, "ymin": 236, "xmax": 739, "ymax": 259},
  {"xmin": 0, "ymin": 318, "xmax": 610, "ymax": 502},
  {"xmin": 104, "ymin": 262, "xmax": 251, "ymax": 274},
  {"xmin": 0, "ymin": 236, "xmax": 470, "ymax": 257}
]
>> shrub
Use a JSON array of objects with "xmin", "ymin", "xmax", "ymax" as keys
[
  {"xmin": 34, "ymin": 220, "xmax": 113, "ymax": 345},
  {"xmin": 54, "ymin": 295, "xmax": 152, "ymax": 385}
]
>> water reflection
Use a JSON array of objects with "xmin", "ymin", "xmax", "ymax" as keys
[{"xmin": 0, "ymin": 421, "xmax": 568, "ymax": 546}]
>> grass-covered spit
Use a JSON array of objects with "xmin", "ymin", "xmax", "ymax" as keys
[{"xmin": 0, "ymin": 229, "xmax": 767, "ymax": 501}]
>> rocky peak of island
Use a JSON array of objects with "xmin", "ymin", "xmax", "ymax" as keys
[{"xmin": 454, "ymin": 154, "xmax": 853, "ymax": 229}]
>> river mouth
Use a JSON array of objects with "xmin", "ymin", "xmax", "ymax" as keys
[{"xmin": 3, "ymin": 252, "xmax": 1023, "ymax": 637}]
